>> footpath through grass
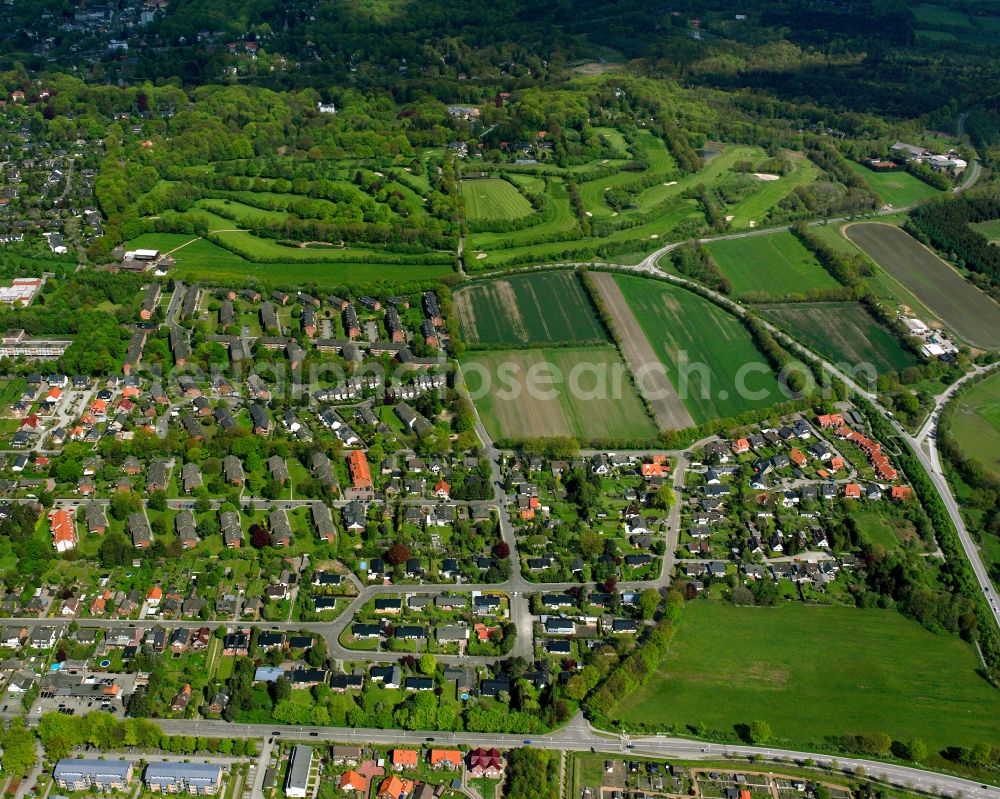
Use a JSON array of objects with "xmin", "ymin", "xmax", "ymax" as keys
[{"xmin": 612, "ymin": 601, "xmax": 1000, "ymax": 754}]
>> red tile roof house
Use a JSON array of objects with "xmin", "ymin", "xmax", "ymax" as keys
[
  {"xmin": 390, "ymin": 749, "xmax": 418, "ymax": 770},
  {"xmin": 428, "ymin": 750, "xmax": 462, "ymax": 770},
  {"xmin": 49, "ymin": 509, "xmax": 77, "ymax": 552},
  {"xmin": 640, "ymin": 460, "xmax": 670, "ymax": 478},
  {"xmin": 170, "ymin": 683, "xmax": 193, "ymax": 711},
  {"xmin": 891, "ymin": 485, "xmax": 914, "ymax": 502},
  {"xmin": 338, "ymin": 771, "xmax": 367, "ymax": 792},
  {"xmin": 348, "ymin": 449, "xmax": 374, "ymax": 489},
  {"xmin": 467, "ymin": 748, "xmax": 504, "ymax": 778}
]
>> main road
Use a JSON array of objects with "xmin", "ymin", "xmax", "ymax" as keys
[{"xmin": 154, "ymin": 714, "xmax": 996, "ymax": 799}]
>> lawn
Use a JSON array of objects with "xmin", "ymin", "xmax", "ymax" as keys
[
  {"xmin": 0, "ymin": 378, "xmax": 27, "ymax": 408},
  {"xmin": 626, "ymin": 145, "xmax": 764, "ymax": 215},
  {"xmin": 706, "ymin": 231, "xmax": 840, "ymax": 299},
  {"xmin": 196, "ymin": 198, "xmax": 290, "ymax": 225},
  {"xmin": 612, "ymin": 274, "xmax": 785, "ymax": 423},
  {"xmin": 461, "ymin": 178, "xmax": 534, "ymax": 221},
  {"xmin": 465, "ymin": 179, "xmax": 580, "ymax": 260},
  {"xmin": 971, "ymin": 218, "xmax": 1000, "ymax": 242},
  {"xmin": 913, "ymin": 3, "xmax": 974, "ymax": 28},
  {"xmin": 760, "ymin": 301, "xmax": 919, "ymax": 375},
  {"xmin": 453, "ymin": 270, "xmax": 607, "ymax": 346},
  {"xmin": 845, "ymin": 222, "xmax": 1000, "ymax": 349},
  {"xmin": 460, "ymin": 346, "xmax": 658, "ymax": 444},
  {"xmin": 949, "ymin": 369, "xmax": 1000, "ymax": 480},
  {"xmin": 851, "ymin": 509, "xmax": 905, "ymax": 549},
  {"xmin": 612, "ymin": 601, "xmax": 1000, "ymax": 754},
  {"xmin": 726, "ymin": 154, "xmax": 820, "ymax": 229},
  {"xmin": 847, "ymin": 163, "xmax": 943, "ymax": 208},
  {"xmin": 210, "ymin": 229, "xmax": 451, "ymax": 265},
  {"xmin": 125, "ymin": 235, "xmax": 453, "ymax": 289}
]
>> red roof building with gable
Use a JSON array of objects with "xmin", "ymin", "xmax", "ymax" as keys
[{"xmin": 347, "ymin": 450, "xmax": 373, "ymax": 489}]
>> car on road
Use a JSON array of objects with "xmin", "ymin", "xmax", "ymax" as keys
[
  {"xmin": 523, "ymin": 740, "xmax": 532, "ymax": 745},
  {"xmin": 425, "ymin": 737, "xmax": 435, "ymax": 742},
  {"xmin": 272, "ymin": 731, "xmax": 281, "ymax": 736},
  {"xmin": 309, "ymin": 732, "xmax": 318, "ymax": 737}
]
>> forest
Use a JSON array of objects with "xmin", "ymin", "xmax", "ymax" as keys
[{"xmin": 908, "ymin": 194, "xmax": 1000, "ymax": 290}]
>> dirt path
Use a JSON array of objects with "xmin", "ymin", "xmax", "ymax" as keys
[{"xmin": 589, "ymin": 272, "xmax": 695, "ymax": 430}]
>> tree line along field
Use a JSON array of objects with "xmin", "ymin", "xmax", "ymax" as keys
[
  {"xmin": 949, "ymin": 369, "xmax": 1000, "ymax": 481},
  {"xmin": 705, "ymin": 231, "xmax": 840, "ymax": 299},
  {"xmin": 612, "ymin": 273, "xmax": 785, "ymax": 423},
  {"xmin": 845, "ymin": 222, "xmax": 1000, "ymax": 350},
  {"xmin": 461, "ymin": 178, "xmax": 534, "ymax": 221},
  {"xmin": 808, "ymin": 223, "xmax": 943, "ymax": 326},
  {"xmin": 611, "ymin": 602, "xmax": 1000, "ymax": 755},
  {"xmin": 846, "ymin": 162, "xmax": 944, "ymax": 208},
  {"xmin": 459, "ymin": 346, "xmax": 658, "ymax": 444},
  {"xmin": 453, "ymin": 270, "xmax": 607, "ymax": 346},
  {"xmin": 760, "ymin": 301, "xmax": 919, "ymax": 375}
]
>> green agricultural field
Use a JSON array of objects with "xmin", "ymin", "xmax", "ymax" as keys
[
  {"xmin": 845, "ymin": 222, "xmax": 1000, "ymax": 349},
  {"xmin": 126, "ymin": 234, "xmax": 452, "ymax": 288},
  {"xmin": 760, "ymin": 301, "xmax": 918, "ymax": 375},
  {"xmin": 810, "ymin": 224, "xmax": 942, "ymax": 324},
  {"xmin": 612, "ymin": 601, "xmax": 1000, "ymax": 754},
  {"xmin": 613, "ymin": 274, "xmax": 784, "ymax": 423},
  {"xmin": 460, "ymin": 346, "xmax": 657, "ymax": 443},
  {"xmin": 950, "ymin": 370, "xmax": 1000, "ymax": 480},
  {"xmin": 461, "ymin": 178, "xmax": 534, "ymax": 221},
  {"xmin": 454, "ymin": 270, "xmax": 606, "ymax": 346},
  {"xmin": 847, "ymin": 163, "xmax": 942, "ymax": 208},
  {"xmin": 706, "ymin": 231, "xmax": 840, "ymax": 298}
]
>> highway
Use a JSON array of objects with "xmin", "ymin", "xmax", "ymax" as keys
[{"xmin": 152, "ymin": 714, "xmax": 998, "ymax": 799}]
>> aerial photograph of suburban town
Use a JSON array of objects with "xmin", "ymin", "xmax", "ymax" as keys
[{"xmin": 0, "ymin": 1, "xmax": 998, "ymax": 798}]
